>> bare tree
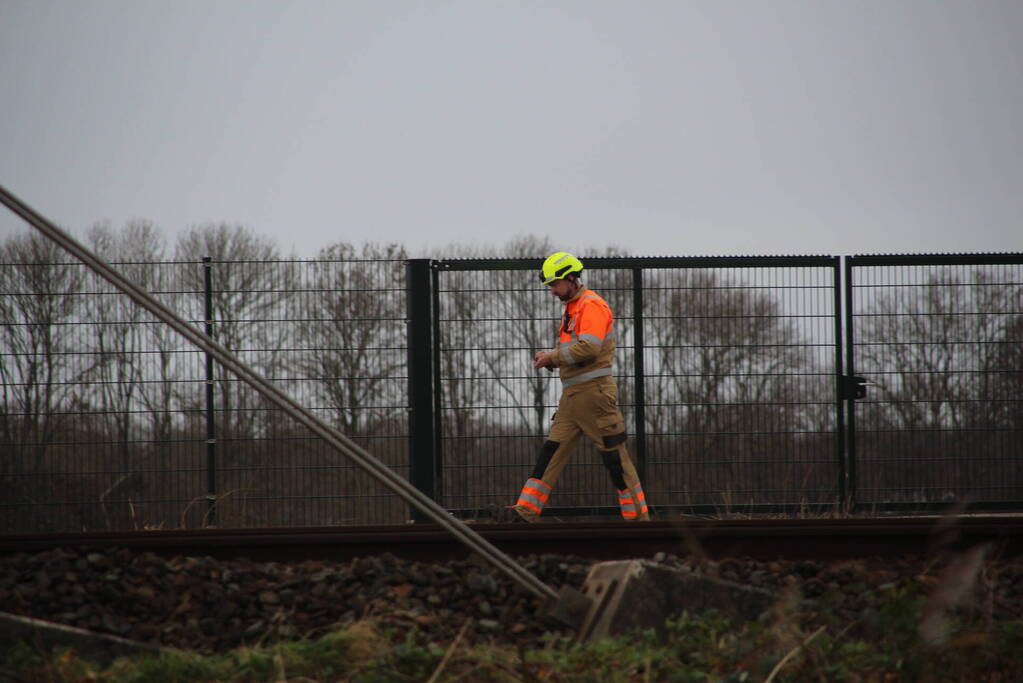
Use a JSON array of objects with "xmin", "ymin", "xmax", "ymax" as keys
[
  {"xmin": 857, "ymin": 270, "xmax": 1021, "ymax": 431},
  {"xmin": 641, "ymin": 269, "xmax": 814, "ymax": 503},
  {"xmin": 854, "ymin": 268, "xmax": 1023, "ymax": 504},
  {"xmin": 296, "ymin": 242, "xmax": 407, "ymax": 435},
  {"xmin": 436, "ymin": 270, "xmax": 489, "ymax": 438},
  {"xmin": 84, "ymin": 220, "xmax": 169, "ymax": 514},
  {"xmin": 0, "ymin": 233, "xmax": 88, "ymax": 486},
  {"xmin": 436, "ymin": 236, "xmax": 565, "ymax": 438},
  {"xmin": 985, "ymin": 315, "xmax": 1023, "ymax": 431},
  {"xmin": 646, "ymin": 270, "xmax": 807, "ymax": 436},
  {"xmin": 135, "ymin": 265, "xmax": 190, "ymax": 445},
  {"xmin": 173, "ymin": 224, "xmax": 296, "ymax": 441}
]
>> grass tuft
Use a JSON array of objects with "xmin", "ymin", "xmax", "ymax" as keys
[{"xmin": 3, "ymin": 583, "xmax": 1022, "ymax": 682}]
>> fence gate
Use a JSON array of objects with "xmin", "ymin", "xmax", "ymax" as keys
[
  {"xmin": 412, "ymin": 256, "xmax": 846, "ymax": 518},
  {"xmin": 844, "ymin": 254, "xmax": 1023, "ymax": 512}
]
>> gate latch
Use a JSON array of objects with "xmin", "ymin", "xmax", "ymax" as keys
[{"xmin": 841, "ymin": 375, "xmax": 868, "ymax": 400}]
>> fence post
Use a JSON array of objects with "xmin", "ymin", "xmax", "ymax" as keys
[
  {"xmin": 203, "ymin": 257, "xmax": 217, "ymax": 526},
  {"xmin": 631, "ymin": 268, "xmax": 647, "ymax": 483},
  {"xmin": 431, "ymin": 266, "xmax": 444, "ymax": 502},
  {"xmin": 833, "ymin": 257, "xmax": 848, "ymax": 509},
  {"xmin": 406, "ymin": 259, "xmax": 438, "ymax": 521},
  {"xmin": 842, "ymin": 257, "xmax": 857, "ymax": 512}
]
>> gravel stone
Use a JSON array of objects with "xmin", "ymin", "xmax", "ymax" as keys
[{"xmin": 0, "ymin": 545, "xmax": 1020, "ymax": 653}]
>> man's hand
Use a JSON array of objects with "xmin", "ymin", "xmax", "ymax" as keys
[{"xmin": 533, "ymin": 350, "xmax": 554, "ymax": 370}]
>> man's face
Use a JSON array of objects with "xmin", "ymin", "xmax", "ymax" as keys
[{"xmin": 546, "ymin": 278, "xmax": 576, "ymax": 302}]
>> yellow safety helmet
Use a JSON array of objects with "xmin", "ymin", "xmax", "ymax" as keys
[{"xmin": 540, "ymin": 251, "xmax": 584, "ymax": 284}]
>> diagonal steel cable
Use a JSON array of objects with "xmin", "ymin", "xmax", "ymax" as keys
[{"xmin": 0, "ymin": 184, "xmax": 558, "ymax": 601}]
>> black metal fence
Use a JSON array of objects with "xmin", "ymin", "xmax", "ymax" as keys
[
  {"xmin": 845, "ymin": 255, "xmax": 1023, "ymax": 511},
  {"xmin": 2, "ymin": 248, "xmax": 1021, "ymax": 532},
  {"xmin": 1, "ymin": 253, "xmax": 410, "ymax": 531}
]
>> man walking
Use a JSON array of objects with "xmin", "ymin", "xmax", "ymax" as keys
[{"xmin": 507, "ymin": 251, "xmax": 650, "ymax": 522}]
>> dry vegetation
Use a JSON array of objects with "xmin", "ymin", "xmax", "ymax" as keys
[{"xmin": 2, "ymin": 540, "xmax": 1022, "ymax": 681}]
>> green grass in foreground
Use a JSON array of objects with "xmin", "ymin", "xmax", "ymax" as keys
[{"xmin": 4, "ymin": 590, "xmax": 1023, "ymax": 682}]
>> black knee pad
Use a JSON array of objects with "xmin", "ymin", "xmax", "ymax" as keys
[
  {"xmin": 599, "ymin": 449, "xmax": 627, "ymax": 490},
  {"xmin": 531, "ymin": 440, "xmax": 559, "ymax": 480},
  {"xmin": 602, "ymin": 431, "xmax": 627, "ymax": 448}
]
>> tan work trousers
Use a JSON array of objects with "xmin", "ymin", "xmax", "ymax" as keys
[{"xmin": 514, "ymin": 375, "xmax": 649, "ymax": 522}]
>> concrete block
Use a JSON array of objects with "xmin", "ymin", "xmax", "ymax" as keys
[{"xmin": 575, "ymin": 560, "xmax": 775, "ymax": 641}]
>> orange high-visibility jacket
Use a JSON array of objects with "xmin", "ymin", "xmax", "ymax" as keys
[{"xmin": 549, "ymin": 286, "xmax": 616, "ymax": 387}]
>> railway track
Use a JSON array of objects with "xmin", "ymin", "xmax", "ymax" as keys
[{"xmin": 1, "ymin": 516, "xmax": 1019, "ymax": 563}]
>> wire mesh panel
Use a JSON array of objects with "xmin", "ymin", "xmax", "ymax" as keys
[
  {"xmin": 432, "ymin": 267, "xmax": 564, "ymax": 514},
  {"xmin": 0, "ymin": 250, "xmax": 207, "ymax": 532},
  {"xmin": 641, "ymin": 261, "xmax": 841, "ymax": 513},
  {"xmin": 848, "ymin": 256, "xmax": 1023, "ymax": 509},
  {"xmin": 203, "ymin": 258, "xmax": 410, "ymax": 527},
  {"xmin": 0, "ymin": 245, "xmax": 409, "ymax": 532},
  {"xmin": 433, "ymin": 257, "xmax": 842, "ymax": 517}
]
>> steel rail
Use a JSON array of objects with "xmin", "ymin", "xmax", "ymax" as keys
[
  {"xmin": 3, "ymin": 517, "xmax": 1020, "ymax": 563},
  {"xmin": 0, "ymin": 184, "xmax": 558, "ymax": 602}
]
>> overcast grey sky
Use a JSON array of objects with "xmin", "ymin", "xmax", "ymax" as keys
[{"xmin": 1, "ymin": 0, "xmax": 1020, "ymax": 258}]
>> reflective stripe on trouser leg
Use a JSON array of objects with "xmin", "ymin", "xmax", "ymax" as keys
[
  {"xmin": 602, "ymin": 442, "xmax": 650, "ymax": 521},
  {"xmin": 605, "ymin": 445, "xmax": 646, "ymax": 519},
  {"xmin": 516, "ymin": 477, "xmax": 552, "ymax": 515},
  {"xmin": 617, "ymin": 483, "xmax": 649, "ymax": 519}
]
